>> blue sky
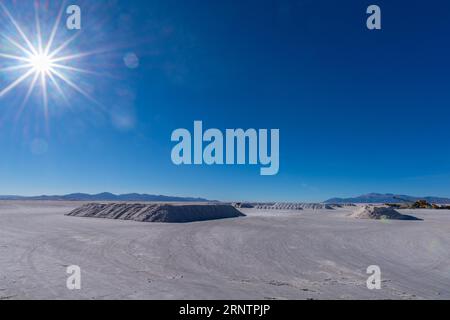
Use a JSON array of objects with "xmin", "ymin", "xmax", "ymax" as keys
[{"xmin": 0, "ymin": 0, "xmax": 449, "ymax": 202}]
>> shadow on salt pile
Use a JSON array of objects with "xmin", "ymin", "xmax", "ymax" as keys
[
  {"xmin": 67, "ymin": 203, "xmax": 245, "ymax": 223},
  {"xmin": 349, "ymin": 206, "xmax": 423, "ymax": 221}
]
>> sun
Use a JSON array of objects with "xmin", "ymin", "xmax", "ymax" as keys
[
  {"xmin": 29, "ymin": 53, "xmax": 54, "ymax": 74},
  {"xmin": 0, "ymin": 1, "xmax": 100, "ymax": 114}
]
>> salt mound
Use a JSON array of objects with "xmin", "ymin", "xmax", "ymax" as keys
[
  {"xmin": 67, "ymin": 203, "xmax": 245, "ymax": 223},
  {"xmin": 297, "ymin": 203, "xmax": 335, "ymax": 210},
  {"xmin": 350, "ymin": 206, "xmax": 422, "ymax": 221},
  {"xmin": 252, "ymin": 203, "xmax": 334, "ymax": 210},
  {"xmin": 329, "ymin": 203, "xmax": 356, "ymax": 208},
  {"xmin": 254, "ymin": 203, "xmax": 303, "ymax": 210}
]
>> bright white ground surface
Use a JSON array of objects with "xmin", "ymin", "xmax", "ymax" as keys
[{"xmin": 0, "ymin": 201, "xmax": 449, "ymax": 300}]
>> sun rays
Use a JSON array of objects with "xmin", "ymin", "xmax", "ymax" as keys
[{"xmin": 0, "ymin": 1, "xmax": 98, "ymax": 115}]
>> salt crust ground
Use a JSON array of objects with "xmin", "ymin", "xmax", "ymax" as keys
[{"xmin": 0, "ymin": 201, "xmax": 449, "ymax": 300}]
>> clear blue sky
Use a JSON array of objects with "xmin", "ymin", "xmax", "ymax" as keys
[{"xmin": 0, "ymin": 0, "xmax": 449, "ymax": 202}]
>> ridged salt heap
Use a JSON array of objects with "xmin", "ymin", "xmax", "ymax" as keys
[
  {"xmin": 350, "ymin": 206, "xmax": 422, "ymax": 221},
  {"xmin": 67, "ymin": 203, "xmax": 245, "ymax": 223},
  {"xmin": 252, "ymin": 203, "xmax": 334, "ymax": 210},
  {"xmin": 298, "ymin": 203, "xmax": 335, "ymax": 210},
  {"xmin": 328, "ymin": 203, "xmax": 356, "ymax": 208}
]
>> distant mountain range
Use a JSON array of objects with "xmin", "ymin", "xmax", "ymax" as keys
[
  {"xmin": 0, "ymin": 192, "xmax": 210, "ymax": 202},
  {"xmin": 325, "ymin": 193, "xmax": 450, "ymax": 204},
  {"xmin": 2, "ymin": 192, "xmax": 449, "ymax": 205}
]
